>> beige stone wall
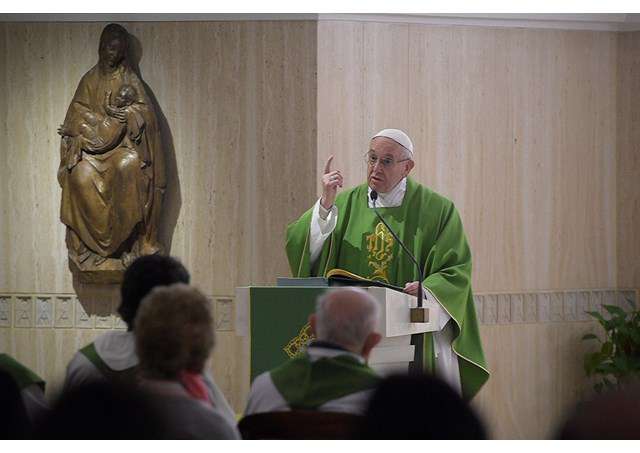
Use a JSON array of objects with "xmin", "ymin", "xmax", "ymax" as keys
[
  {"xmin": 0, "ymin": 19, "xmax": 638, "ymax": 439},
  {"xmin": 317, "ymin": 22, "xmax": 618, "ymax": 293},
  {"xmin": 617, "ymin": 31, "xmax": 640, "ymax": 289},
  {"xmin": 316, "ymin": 21, "xmax": 631, "ymax": 439}
]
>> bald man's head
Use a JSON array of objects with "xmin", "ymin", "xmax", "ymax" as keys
[{"xmin": 310, "ymin": 288, "xmax": 381, "ymax": 358}]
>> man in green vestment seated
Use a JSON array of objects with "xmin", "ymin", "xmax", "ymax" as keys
[
  {"xmin": 286, "ymin": 129, "xmax": 489, "ymax": 400},
  {"xmin": 244, "ymin": 288, "xmax": 382, "ymax": 415}
]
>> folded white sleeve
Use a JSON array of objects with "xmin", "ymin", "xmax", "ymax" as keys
[
  {"xmin": 309, "ymin": 199, "xmax": 338, "ymax": 264},
  {"xmin": 424, "ymin": 287, "xmax": 462, "ymax": 395}
]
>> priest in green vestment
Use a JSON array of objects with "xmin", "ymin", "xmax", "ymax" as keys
[{"xmin": 285, "ymin": 128, "xmax": 489, "ymax": 400}]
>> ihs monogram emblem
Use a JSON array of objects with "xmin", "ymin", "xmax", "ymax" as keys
[{"xmin": 366, "ymin": 221, "xmax": 395, "ymax": 283}]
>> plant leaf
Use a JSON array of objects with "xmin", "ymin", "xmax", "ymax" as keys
[
  {"xmin": 601, "ymin": 341, "xmax": 613, "ymax": 357},
  {"xmin": 603, "ymin": 304, "xmax": 627, "ymax": 319},
  {"xmin": 613, "ymin": 356, "xmax": 629, "ymax": 373},
  {"xmin": 595, "ymin": 362, "xmax": 618, "ymax": 375},
  {"xmin": 582, "ymin": 333, "xmax": 600, "ymax": 341},
  {"xmin": 584, "ymin": 352, "xmax": 603, "ymax": 375},
  {"xmin": 586, "ymin": 311, "xmax": 607, "ymax": 326}
]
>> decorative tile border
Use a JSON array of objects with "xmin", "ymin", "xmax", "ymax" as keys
[
  {"xmin": 474, "ymin": 289, "xmax": 638, "ymax": 324},
  {"xmin": 35, "ymin": 296, "xmax": 54, "ymax": 328},
  {"xmin": 14, "ymin": 296, "xmax": 34, "ymax": 328},
  {"xmin": 213, "ymin": 297, "xmax": 234, "ymax": 332},
  {"xmin": 0, "ymin": 294, "xmax": 127, "ymax": 330},
  {"xmin": 0, "ymin": 289, "xmax": 637, "ymax": 328},
  {"xmin": 0, "ymin": 296, "xmax": 11, "ymax": 327}
]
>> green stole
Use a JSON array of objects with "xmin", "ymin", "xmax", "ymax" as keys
[
  {"xmin": 270, "ymin": 351, "xmax": 379, "ymax": 409},
  {"xmin": 285, "ymin": 177, "xmax": 490, "ymax": 400},
  {"xmin": 0, "ymin": 353, "xmax": 45, "ymax": 391},
  {"xmin": 80, "ymin": 343, "xmax": 138, "ymax": 383}
]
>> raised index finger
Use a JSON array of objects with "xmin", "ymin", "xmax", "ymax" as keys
[{"xmin": 324, "ymin": 155, "xmax": 334, "ymax": 175}]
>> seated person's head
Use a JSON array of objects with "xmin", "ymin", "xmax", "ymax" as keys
[
  {"xmin": 555, "ymin": 384, "xmax": 640, "ymax": 439},
  {"xmin": 135, "ymin": 283, "xmax": 214, "ymax": 380},
  {"xmin": 36, "ymin": 381, "xmax": 164, "ymax": 439},
  {"xmin": 113, "ymin": 84, "xmax": 137, "ymax": 108},
  {"xmin": 118, "ymin": 255, "xmax": 190, "ymax": 331},
  {"xmin": 361, "ymin": 373, "xmax": 487, "ymax": 439},
  {"xmin": 309, "ymin": 288, "xmax": 381, "ymax": 359}
]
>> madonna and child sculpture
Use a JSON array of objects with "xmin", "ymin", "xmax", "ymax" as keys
[{"xmin": 57, "ymin": 24, "xmax": 165, "ymax": 283}]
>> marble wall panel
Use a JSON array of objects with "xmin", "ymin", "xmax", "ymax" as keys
[
  {"xmin": 473, "ymin": 321, "xmax": 601, "ymax": 439},
  {"xmin": 617, "ymin": 32, "xmax": 640, "ymax": 289},
  {"xmin": 318, "ymin": 22, "xmax": 618, "ymax": 294}
]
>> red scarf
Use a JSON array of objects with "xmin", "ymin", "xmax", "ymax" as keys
[{"xmin": 179, "ymin": 371, "xmax": 212, "ymax": 405}]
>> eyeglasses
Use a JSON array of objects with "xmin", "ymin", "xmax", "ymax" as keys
[{"xmin": 364, "ymin": 152, "xmax": 411, "ymax": 169}]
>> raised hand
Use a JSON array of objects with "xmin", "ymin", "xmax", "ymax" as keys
[{"xmin": 320, "ymin": 155, "xmax": 343, "ymax": 209}]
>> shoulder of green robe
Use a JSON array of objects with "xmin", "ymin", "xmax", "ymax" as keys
[
  {"xmin": 0, "ymin": 353, "xmax": 45, "ymax": 391},
  {"xmin": 406, "ymin": 178, "xmax": 457, "ymax": 216},
  {"xmin": 79, "ymin": 343, "xmax": 138, "ymax": 383}
]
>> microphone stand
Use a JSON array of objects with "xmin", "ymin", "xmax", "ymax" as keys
[{"xmin": 370, "ymin": 190, "xmax": 425, "ymax": 374}]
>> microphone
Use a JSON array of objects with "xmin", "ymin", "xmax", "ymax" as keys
[
  {"xmin": 369, "ymin": 190, "xmax": 425, "ymax": 308},
  {"xmin": 370, "ymin": 189, "xmax": 427, "ymax": 375}
]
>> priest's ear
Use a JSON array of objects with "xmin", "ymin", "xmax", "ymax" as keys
[
  {"xmin": 402, "ymin": 159, "xmax": 415, "ymax": 177},
  {"xmin": 361, "ymin": 332, "xmax": 382, "ymax": 360},
  {"xmin": 309, "ymin": 313, "xmax": 317, "ymax": 337}
]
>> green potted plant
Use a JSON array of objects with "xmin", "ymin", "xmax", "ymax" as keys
[{"xmin": 582, "ymin": 298, "xmax": 640, "ymax": 393}]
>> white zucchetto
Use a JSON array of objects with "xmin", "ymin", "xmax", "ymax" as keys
[{"xmin": 371, "ymin": 128, "xmax": 414, "ymax": 155}]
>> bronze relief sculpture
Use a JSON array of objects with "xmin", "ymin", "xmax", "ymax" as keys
[{"xmin": 58, "ymin": 24, "xmax": 165, "ymax": 282}]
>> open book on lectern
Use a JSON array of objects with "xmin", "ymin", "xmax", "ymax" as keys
[
  {"xmin": 275, "ymin": 269, "xmax": 404, "ymax": 293},
  {"xmin": 325, "ymin": 268, "xmax": 404, "ymax": 292}
]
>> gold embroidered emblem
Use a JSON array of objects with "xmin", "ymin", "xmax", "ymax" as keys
[
  {"xmin": 283, "ymin": 322, "xmax": 315, "ymax": 358},
  {"xmin": 366, "ymin": 221, "xmax": 395, "ymax": 283}
]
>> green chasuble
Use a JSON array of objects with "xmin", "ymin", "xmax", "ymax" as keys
[
  {"xmin": 0, "ymin": 353, "xmax": 46, "ymax": 391},
  {"xmin": 285, "ymin": 177, "xmax": 489, "ymax": 400},
  {"xmin": 270, "ymin": 352, "xmax": 380, "ymax": 409}
]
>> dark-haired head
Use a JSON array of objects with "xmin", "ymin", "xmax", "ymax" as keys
[
  {"xmin": 118, "ymin": 255, "xmax": 190, "ymax": 330},
  {"xmin": 555, "ymin": 384, "xmax": 640, "ymax": 439},
  {"xmin": 361, "ymin": 373, "xmax": 487, "ymax": 439},
  {"xmin": 36, "ymin": 381, "xmax": 164, "ymax": 439}
]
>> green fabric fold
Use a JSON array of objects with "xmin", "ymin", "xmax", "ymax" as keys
[{"xmin": 0, "ymin": 353, "xmax": 45, "ymax": 391}]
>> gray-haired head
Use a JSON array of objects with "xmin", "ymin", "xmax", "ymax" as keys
[
  {"xmin": 135, "ymin": 283, "xmax": 214, "ymax": 380},
  {"xmin": 313, "ymin": 287, "xmax": 380, "ymax": 354}
]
